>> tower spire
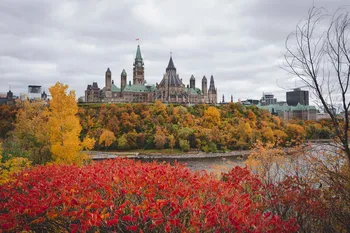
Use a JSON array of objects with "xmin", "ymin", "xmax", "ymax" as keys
[
  {"xmin": 166, "ymin": 54, "xmax": 176, "ymax": 72},
  {"xmin": 135, "ymin": 45, "xmax": 143, "ymax": 62},
  {"xmin": 133, "ymin": 44, "xmax": 145, "ymax": 85},
  {"xmin": 208, "ymin": 75, "xmax": 216, "ymax": 91}
]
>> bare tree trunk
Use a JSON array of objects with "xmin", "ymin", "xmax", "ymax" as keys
[
  {"xmin": 283, "ymin": 6, "xmax": 350, "ymax": 231},
  {"xmin": 284, "ymin": 7, "xmax": 350, "ymax": 165}
]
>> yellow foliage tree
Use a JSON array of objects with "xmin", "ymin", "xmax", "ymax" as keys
[
  {"xmin": 0, "ymin": 143, "xmax": 31, "ymax": 184},
  {"xmin": 47, "ymin": 82, "xmax": 95, "ymax": 165},
  {"xmin": 247, "ymin": 110, "xmax": 257, "ymax": 128},
  {"xmin": 245, "ymin": 141, "xmax": 286, "ymax": 184},
  {"xmin": 154, "ymin": 126, "xmax": 167, "ymax": 149},
  {"xmin": 273, "ymin": 129, "xmax": 288, "ymax": 144},
  {"xmin": 168, "ymin": 134, "xmax": 176, "ymax": 150},
  {"xmin": 12, "ymin": 100, "xmax": 51, "ymax": 164},
  {"xmin": 262, "ymin": 127, "xmax": 275, "ymax": 143},
  {"xmin": 286, "ymin": 123, "xmax": 305, "ymax": 143},
  {"xmin": 203, "ymin": 106, "xmax": 220, "ymax": 128},
  {"xmin": 99, "ymin": 129, "xmax": 116, "ymax": 148}
]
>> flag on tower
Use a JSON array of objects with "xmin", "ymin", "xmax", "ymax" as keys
[{"xmin": 136, "ymin": 38, "xmax": 139, "ymax": 41}]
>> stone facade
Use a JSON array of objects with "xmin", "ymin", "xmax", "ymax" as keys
[
  {"xmin": 258, "ymin": 103, "xmax": 317, "ymax": 121},
  {"xmin": 85, "ymin": 82, "xmax": 101, "ymax": 103},
  {"xmin": 84, "ymin": 45, "xmax": 218, "ymax": 104},
  {"xmin": 155, "ymin": 56, "xmax": 215, "ymax": 104}
]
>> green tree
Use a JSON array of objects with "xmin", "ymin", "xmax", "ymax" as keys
[
  {"xmin": 11, "ymin": 101, "xmax": 51, "ymax": 165},
  {"xmin": 179, "ymin": 139, "xmax": 190, "ymax": 152}
]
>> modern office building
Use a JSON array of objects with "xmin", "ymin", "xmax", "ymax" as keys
[
  {"xmin": 260, "ymin": 93, "xmax": 277, "ymax": 106},
  {"xmin": 28, "ymin": 85, "xmax": 42, "ymax": 100},
  {"xmin": 286, "ymin": 88, "xmax": 309, "ymax": 106}
]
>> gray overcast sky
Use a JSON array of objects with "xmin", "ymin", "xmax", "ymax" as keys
[{"xmin": 0, "ymin": 0, "xmax": 349, "ymax": 102}]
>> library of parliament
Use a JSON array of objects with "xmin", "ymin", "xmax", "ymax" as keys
[{"xmin": 85, "ymin": 45, "xmax": 218, "ymax": 104}]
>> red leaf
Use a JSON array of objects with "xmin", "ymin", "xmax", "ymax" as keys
[
  {"xmin": 126, "ymin": 225, "xmax": 138, "ymax": 231},
  {"xmin": 107, "ymin": 218, "xmax": 119, "ymax": 226},
  {"xmin": 122, "ymin": 215, "xmax": 136, "ymax": 222}
]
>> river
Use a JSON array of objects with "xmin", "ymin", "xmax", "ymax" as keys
[
  {"xmin": 90, "ymin": 143, "xmax": 337, "ymax": 175},
  {"xmin": 138, "ymin": 156, "xmax": 245, "ymax": 174}
]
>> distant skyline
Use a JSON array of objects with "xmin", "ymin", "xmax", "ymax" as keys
[{"xmin": 1, "ymin": 0, "xmax": 349, "ymax": 103}]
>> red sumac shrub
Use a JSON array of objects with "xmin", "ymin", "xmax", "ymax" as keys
[{"xmin": 0, "ymin": 159, "xmax": 298, "ymax": 232}]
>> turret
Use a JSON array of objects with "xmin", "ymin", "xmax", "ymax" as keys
[
  {"xmin": 6, "ymin": 90, "xmax": 13, "ymax": 100},
  {"xmin": 121, "ymin": 69, "xmax": 127, "ymax": 91},
  {"xmin": 105, "ymin": 68, "xmax": 112, "ymax": 98},
  {"xmin": 208, "ymin": 75, "xmax": 217, "ymax": 104},
  {"xmin": 190, "ymin": 75, "xmax": 195, "ymax": 89},
  {"xmin": 106, "ymin": 68, "xmax": 111, "ymax": 91},
  {"xmin": 202, "ymin": 76, "xmax": 207, "ymax": 96},
  {"xmin": 163, "ymin": 74, "xmax": 169, "ymax": 101}
]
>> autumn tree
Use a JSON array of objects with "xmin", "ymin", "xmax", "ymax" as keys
[
  {"xmin": 262, "ymin": 127, "xmax": 275, "ymax": 144},
  {"xmin": 286, "ymin": 123, "xmax": 305, "ymax": 143},
  {"xmin": 99, "ymin": 129, "xmax": 116, "ymax": 149},
  {"xmin": 203, "ymin": 106, "xmax": 220, "ymax": 128},
  {"xmin": 10, "ymin": 101, "xmax": 51, "ymax": 165},
  {"xmin": 0, "ymin": 142, "xmax": 31, "ymax": 184},
  {"xmin": 117, "ymin": 134, "xmax": 129, "ymax": 150},
  {"xmin": 47, "ymin": 82, "xmax": 94, "ymax": 165},
  {"xmin": 0, "ymin": 105, "xmax": 17, "ymax": 139},
  {"xmin": 236, "ymin": 121, "xmax": 252, "ymax": 149},
  {"xmin": 168, "ymin": 134, "xmax": 176, "ymax": 150},
  {"xmin": 179, "ymin": 139, "xmax": 190, "ymax": 152},
  {"xmin": 154, "ymin": 126, "xmax": 167, "ymax": 149},
  {"xmin": 245, "ymin": 141, "xmax": 286, "ymax": 184}
]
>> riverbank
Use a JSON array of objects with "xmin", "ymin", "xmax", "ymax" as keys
[
  {"xmin": 86, "ymin": 150, "xmax": 251, "ymax": 160},
  {"xmin": 86, "ymin": 140, "xmax": 332, "ymax": 160}
]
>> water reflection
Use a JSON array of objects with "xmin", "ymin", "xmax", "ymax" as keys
[{"xmin": 139, "ymin": 156, "xmax": 245, "ymax": 174}]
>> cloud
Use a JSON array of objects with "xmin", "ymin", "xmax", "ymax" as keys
[{"xmin": 0, "ymin": 0, "xmax": 349, "ymax": 104}]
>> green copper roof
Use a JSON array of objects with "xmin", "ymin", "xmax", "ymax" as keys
[
  {"xmin": 258, "ymin": 104, "xmax": 316, "ymax": 112},
  {"xmin": 123, "ymin": 84, "xmax": 156, "ymax": 93},
  {"xmin": 121, "ymin": 69, "xmax": 127, "ymax": 76},
  {"xmin": 101, "ymin": 84, "xmax": 120, "ymax": 94},
  {"xmin": 135, "ymin": 45, "xmax": 143, "ymax": 61},
  {"xmin": 185, "ymin": 87, "xmax": 202, "ymax": 95},
  {"xmin": 111, "ymin": 84, "xmax": 120, "ymax": 92}
]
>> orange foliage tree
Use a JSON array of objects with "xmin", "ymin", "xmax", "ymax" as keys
[{"xmin": 99, "ymin": 129, "xmax": 116, "ymax": 149}]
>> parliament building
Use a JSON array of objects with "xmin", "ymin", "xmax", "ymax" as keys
[{"xmin": 85, "ymin": 45, "xmax": 217, "ymax": 104}]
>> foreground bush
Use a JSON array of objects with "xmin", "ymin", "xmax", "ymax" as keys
[{"xmin": 0, "ymin": 159, "xmax": 298, "ymax": 232}]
